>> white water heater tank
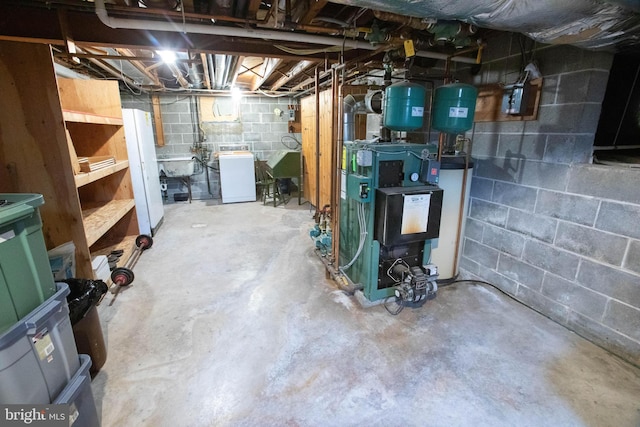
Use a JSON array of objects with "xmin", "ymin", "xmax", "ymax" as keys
[{"xmin": 430, "ymin": 157, "xmax": 473, "ymax": 280}]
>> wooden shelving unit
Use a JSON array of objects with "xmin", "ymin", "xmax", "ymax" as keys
[
  {"xmin": 82, "ymin": 199, "xmax": 137, "ymax": 246},
  {"xmin": 62, "ymin": 110, "xmax": 124, "ymax": 126},
  {"xmin": 74, "ymin": 160, "xmax": 129, "ymax": 187},
  {"xmin": 0, "ymin": 40, "xmax": 139, "ymax": 279}
]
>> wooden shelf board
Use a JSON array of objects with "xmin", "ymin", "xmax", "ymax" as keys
[
  {"xmin": 63, "ymin": 110, "xmax": 124, "ymax": 125},
  {"xmin": 83, "ymin": 199, "xmax": 135, "ymax": 246},
  {"xmin": 75, "ymin": 160, "xmax": 129, "ymax": 187}
]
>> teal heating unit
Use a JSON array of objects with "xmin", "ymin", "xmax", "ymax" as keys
[
  {"xmin": 339, "ymin": 142, "xmax": 443, "ymax": 304},
  {"xmin": 328, "ymin": 80, "xmax": 477, "ymax": 305}
]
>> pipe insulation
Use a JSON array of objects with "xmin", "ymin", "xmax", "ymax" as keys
[
  {"xmin": 93, "ymin": 0, "xmax": 478, "ymax": 64},
  {"xmin": 333, "ymin": 0, "xmax": 640, "ymax": 49}
]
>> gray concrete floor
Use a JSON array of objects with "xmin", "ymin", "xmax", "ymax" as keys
[{"xmin": 92, "ymin": 199, "xmax": 640, "ymax": 427}]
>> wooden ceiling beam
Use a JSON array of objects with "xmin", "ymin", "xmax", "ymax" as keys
[
  {"xmin": 298, "ymin": 0, "xmax": 328, "ymax": 25},
  {"xmin": 251, "ymin": 58, "xmax": 282, "ymax": 91},
  {"xmin": 270, "ymin": 60, "xmax": 314, "ymax": 91},
  {"xmin": 166, "ymin": 62, "xmax": 191, "ymax": 88},
  {"xmin": 57, "ymin": 8, "xmax": 80, "ymax": 63},
  {"xmin": 200, "ymin": 53, "xmax": 212, "ymax": 90},
  {"xmin": 115, "ymin": 47, "xmax": 161, "ymax": 86},
  {"xmin": 82, "ymin": 46, "xmax": 147, "ymax": 88},
  {"xmin": 247, "ymin": 0, "xmax": 262, "ymax": 20}
]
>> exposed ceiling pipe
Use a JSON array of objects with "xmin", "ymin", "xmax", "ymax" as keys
[
  {"xmin": 104, "ymin": 1, "xmax": 344, "ymax": 35},
  {"xmin": 214, "ymin": 54, "xmax": 226, "ymax": 89},
  {"xmin": 234, "ymin": 0, "xmax": 249, "ymax": 18},
  {"xmin": 334, "ymin": 0, "xmax": 640, "ymax": 49},
  {"xmin": 207, "ymin": 53, "xmax": 216, "ymax": 90},
  {"xmin": 222, "ymin": 55, "xmax": 237, "ymax": 89},
  {"xmin": 93, "ymin": 0, "xmax": 478, "ymax": 64},
  {"xmin": 186, "ymin": 52, "xmax": 204, "ymax": 89},
  {"xmin": 189, "ymin": 61, "xmax": 204, "ymax": 88},
  {"xmin": 228, "ymin": 56, "xmax": 245, "ymax": 88},
  {"xmin": 373, "ymin": 10, "xmax": 434, "ymax": 30}
]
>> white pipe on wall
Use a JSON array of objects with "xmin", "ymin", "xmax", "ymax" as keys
[{"xmin": 93, "ymin": 0, "xmax": 478, "ymax": 64}]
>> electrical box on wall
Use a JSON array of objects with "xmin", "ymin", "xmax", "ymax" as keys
[
  {"xmin": 288, "ymin": 106, "xmax": 301, "ymax": 133},
  {"xmin": 475, "ymin": 79, "xmax": 543, "ymax": 122},
  {"xmin": 502, "ymin": 83, "xmax": 529, "ymax": 115}
]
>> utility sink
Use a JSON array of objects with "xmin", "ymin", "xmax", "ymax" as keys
[{"xmin": 158, "ymin": 157, "xmax": 196, "ymax": 177}]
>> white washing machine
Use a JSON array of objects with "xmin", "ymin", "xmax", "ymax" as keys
[{"xmin": 218, "ymin": 151, "xmax": 257, "ymax": 203}]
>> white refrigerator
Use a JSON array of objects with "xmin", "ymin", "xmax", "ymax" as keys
[{"xmin": 123, "ymin": 109, "xmax": 164, "ymax": 236}]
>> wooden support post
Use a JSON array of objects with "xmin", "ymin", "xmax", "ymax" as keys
[
  {"xmin": 57, "ymin": 9, "xmax": 80, "ymax": 64},
  {"xmin": 151, "ymin": 95, "xmax": 165, "ymax": 147}
]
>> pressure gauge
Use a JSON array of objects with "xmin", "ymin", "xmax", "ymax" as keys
[{"xmin": 410, "ymin": 172, "xmax": 419, "ymax": 182}]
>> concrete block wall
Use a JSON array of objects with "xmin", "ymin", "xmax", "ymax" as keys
[
  {"xmin": 120, "ymin": 93, "xmax": 301, "ymax": 202},
  {"xmin": 458, "ymin": 33, "xmax": 640, "ymax": 366}
]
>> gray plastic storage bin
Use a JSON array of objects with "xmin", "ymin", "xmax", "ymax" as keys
[
  {"xmin": 0, "ymin": 193, "xmax": 57, "ymax": 334},
  {"xmin": 0, "ymin": 282, "xmax": 79, "ymax": 404},
  {"xmin": 54, "ymin": 355, "xmax": 100, "ymax": 427}
]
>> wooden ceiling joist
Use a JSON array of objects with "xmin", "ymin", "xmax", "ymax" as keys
[
  {"xmin": 200, "ymin": 53, "xmax": 212, "ymax": 90},
  {"xmin": 270, "ymin": 60, "xmax": 314, "ymax": 91},
  {"xmin": 57, "ymin": 8, "xmax": 80, "ymax": 64},
  {"xmin": 115, "ymin": 48, "xmax": 161, "ymax": 86},
  {"xmin": 298, "ymin": 0, "xmax": 328, "ymax": 25},
  {"xmin": 251, "ymin": 58, "xmax": 282, "ymax": 91}
]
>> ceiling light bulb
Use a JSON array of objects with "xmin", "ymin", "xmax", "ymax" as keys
[{"xmin": 157, "ymin": 50, "xmax": 176, "ymax": 64}]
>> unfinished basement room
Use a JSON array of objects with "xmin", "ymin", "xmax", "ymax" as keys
[{"xmin": 0, "ymin": 0, "xmax": 639, "ymax": 426}]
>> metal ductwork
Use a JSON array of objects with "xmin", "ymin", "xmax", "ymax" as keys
[
  {"xmin": 343, "ymin": 92, "xmax": 382, "ymax": 142},
  {"xmin": 189, "ymin": 57, "xmax": 203, "ymax": 89},
  {"xmin": 214, "ymin": 54, "xmax": 227, "ymax": 90},
  {"xmin": 207, "ymin": 54, "xmax": 216, "ymax": 90}
]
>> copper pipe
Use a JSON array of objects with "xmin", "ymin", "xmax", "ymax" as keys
[
  {"xmin": 450, "ymin": 42, "xmax": 485, "ymax": 63},
  {"xmin": 331, "ymin": 67, "xmax": 341, "ymax": 262},
  {"xmin": 373, "ymin": 10, "xmax": 433, "ymax": 30},
  {"xmin": 437, "ymin": 132, "xmax": 445, "ymax": 162},
  {"xmin": 314, "ymin": 66, "xmax": 321, "ymax": 215}
]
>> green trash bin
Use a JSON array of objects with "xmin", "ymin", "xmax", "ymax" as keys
[{"xmin": 0, "ymin": 194, "xmax": 57, "ymax": 334}]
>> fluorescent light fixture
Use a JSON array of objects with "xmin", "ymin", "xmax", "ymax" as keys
[{"xmin": 157, "ymin": 50, "xmax": 176, "ymax": 64}]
